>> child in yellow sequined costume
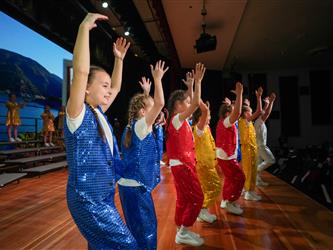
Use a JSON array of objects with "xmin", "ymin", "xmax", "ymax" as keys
[
  {"xmin": 239, "ymin": 87, "xmax": 263, "ymax": 201},
  {"xmin": 192, "ymin": 101, "xmax": 221, "ymax": 223},
  {"xmin": 6, "ymin": 94, "xmax": 24, "ymax": 142},
  {"xmin": 41, "ymin": 105, "xmax": 55, "ymax": 147}
]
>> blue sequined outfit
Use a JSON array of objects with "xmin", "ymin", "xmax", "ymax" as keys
[
  {"xmin": 236, "ymin": 120, "xmax": 242, "ymax": 162},
  {"xmin": 119, "ymin": 120, "xmax": 160, "ymax": 250},
  {"xmin": 65, "ymin": 104, "xmax": 138, "ymax": 250},
  {"xmin": 153, "ymin": 124, "xmax": 164, "ymax": 161}
]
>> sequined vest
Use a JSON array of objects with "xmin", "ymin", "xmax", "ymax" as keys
[
  {"xmin": 166, "ymin": 115, "xmax": 196, "ymax": 166},
  {"xmin": 193, "ymin": 126, "xmax": 217, "ymax": 166},
  {"xmin": 153, "ymin": 124, "xmax": 164, "ymax": 161},
  {"xmin": 216, "ymin": 118, "xmax": 237, "ymax": 157},
  {"xmin": 239, "ymin": 117, "xmax": 257, "ymax": 149},
  {"xmin": 65, "ymin": 104, "xmax": 122, "ymax": 202},
  {"xmin": 121, "ymin": 120, "xmax": 160, "ymax": 192}
]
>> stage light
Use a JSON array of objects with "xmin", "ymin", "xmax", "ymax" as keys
[
  {"xmin": 102, "ymin": 2, "xmax": 108, "ymax": 8},
  {"xmin": 124, "ymin": 31, "xmax": 130, "ymax": 36}
]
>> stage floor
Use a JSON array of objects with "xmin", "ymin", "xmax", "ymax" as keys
[{"xmin": 1, "ymin": 167, "xmax": 333, "ymax": 249}]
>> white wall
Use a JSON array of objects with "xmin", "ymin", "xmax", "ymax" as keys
[{"xmin": 240, "ymin": 67, "xmax": 333, "ymax": 149}]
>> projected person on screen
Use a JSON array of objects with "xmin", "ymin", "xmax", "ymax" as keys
[{"xmin": 6, "ymin": 93, "xmax": 25, "ymax": 142}]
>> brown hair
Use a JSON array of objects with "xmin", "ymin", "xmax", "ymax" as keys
[
  {"xmin": 86, "ymin": 65, "xmax": 108, "ymax": 142},
  {"xmin": 191, "ymin": 107, "xmax": 201, "ymax": 126},
  {"xmin": 166, "ymin": 90, "xmax": 187, "ymax": 125},
  {"xmin": 123, "ymin": 93, "xmax": 151, "ymax": 148},
  {"xmin": 218, "ymin": 103, "xmax": 232, "ymax": 119},
  {"xmin": 241, "ymin": 105, "xmax": 251, "ymax": 118}
]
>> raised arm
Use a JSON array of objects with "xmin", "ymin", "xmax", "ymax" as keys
[
  {"xmin": 261, "ymin": 92, "xmax": 276, "ymax": 122},
  {"xmin": 67, "ymin": 13, "xmax": 108, "ymax": 118},
  {"xmin": 145, "ymin": 60, "xmax": 169, "ymax": 128},
  {"xmin": 139, "ymin": 76, "xmax": 152, "ymax": 95},
  {"xmin": 249, "ymin": 86, "xmax": 263, "ymax": 121},
  {"xmin": 182, "ymin": 72, "xmax": 194, "ymax": 101},
  {"xmin": 229, "ymin": 82, "xmax": 243, "ymax": 124},
  {"xmin": 179, "ymin": 63, "xmax": 205, "ymax": 122},
  {"xmin": 196, "ymin": 100, "xmax": 209, "ymax": 131},
  {"xmin": 101, "ymin": 37, "xmax": 130, "ymax": 112}
]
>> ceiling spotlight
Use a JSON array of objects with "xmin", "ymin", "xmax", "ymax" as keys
[
  {"xmin": 124, "ymin": 31, "xmax": 130, "ymax": 36},
  {"xmin": 102, "ymin": 2, "xmax": 108, "ymax": 8}
]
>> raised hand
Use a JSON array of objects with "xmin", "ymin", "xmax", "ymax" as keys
[
  {"xmin": 192, "ymin": 62, "xmax": 206, "ymax": 82},
  {"xmin": 269, "ymin": 92, "xmax": 276, "ymax": 102},
  {"xmin": 182, "ymin": 72, "xmax": 194, "ymax": 88},
  {"xmin": 223, "ymin": 97, "xmax": 231, "ymax": 105},
  {"xmin": 235, "ymin": 82, "xmax": 243, "ymax": 96},
  {"xmin": 263, "ymin": 96, "xmax": 270, "ymax": 104},
  {"xmin": 139, "ymin": 76, "xmax": 151, "ymax": 95},
  {"xmin": 80, "ymin": 13, "xmax": 108, "ymax": 30},
  {"xmin": 256, "ymin": 86, "xmax": 263, "ymax": 97},
  {"xmin": 113, "ymin": 37, "xmax": 130, "ymax": 60},
  {"xmin": 150, "ymin": 60, "xmax": 169, "ymax": 81}
]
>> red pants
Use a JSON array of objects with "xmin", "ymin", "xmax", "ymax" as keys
[
  {"xmin": 171, "ymin": 164, "xmax": 204, "ymax": 227},
  {"xmin": 218, "ymin": 159, "xmax": 245, "ymax": 202}
]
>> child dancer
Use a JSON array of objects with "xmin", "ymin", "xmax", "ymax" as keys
[
  {"xmin": 216, "ymin": 82, "xmax": 245, "ymax": 215},
  {"xmin": 255, "ymin": 92, "xmax": 276, "ymax": 186},
  {"xmin": 64, "ymin": 13, "xmax": 137, "ymax": 249},
  {"xmin": 118, "ymin": 60, "xmax": 168, "ymax": 250},
  {"xmin": 166, "ymin": 63, "xmax": 206, "ymax": 247},
  {"xmin": 6, "ymin": 93, "xmax": 24, "ymax": 142},
  {"xmin": 239, "ymin": 87, "xmax": 263, "ymax": 201},
  {"xmin": 139, "ymin": 76, "xmax": 166, "ymax": 164},
  {"xmin": 192, "ymin": 100, "xmax": 221, "ymax": 223},
  {"xmin": 41, "ymin": 105, "xmax": 55, "ymax": 146},
  {"xmin": 57, "ymin": 106, "xmax": 65, "ymax": 138}
]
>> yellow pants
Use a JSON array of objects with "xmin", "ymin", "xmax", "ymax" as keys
[
  {"xmin": 196, "ymin": 162, "xmax": 221, "ymax": 208},
  {"xmin": 241, "ymin": 145, "xmax": 257, "ymax": 191}
]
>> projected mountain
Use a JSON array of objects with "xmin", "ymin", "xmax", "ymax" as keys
[{"xmin": 0, "ymin": 48, "xmax": 62, "ymax": 103}]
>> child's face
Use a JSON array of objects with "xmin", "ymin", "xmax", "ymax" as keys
[
  {"xmin": 86, "ymin": 71, "xmax": 112, "ymax": 107},
  {"xmin": 176, "ymin": 96, "xmax": 190, "ymax": 113},
  {"xmin": 244, "ymin": 107, "xmax": 252, "ymax": 120}
]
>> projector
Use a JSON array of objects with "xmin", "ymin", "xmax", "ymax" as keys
[{"xmin": 194, "ymin": 32, "xmax": 217, "ymax": 53}]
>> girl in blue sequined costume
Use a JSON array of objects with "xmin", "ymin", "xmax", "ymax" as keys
[
  {"xmin": 119, "ymin": 61, "xmax": 168, "ymax": 250},
  {"xmin": 64, "ymin": 13, "xmax": 137, "ymax": 250}
]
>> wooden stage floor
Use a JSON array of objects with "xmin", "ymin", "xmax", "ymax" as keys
[{"xmin": 1, "ymin": 167, "xmax": 333, "ymax": 250}]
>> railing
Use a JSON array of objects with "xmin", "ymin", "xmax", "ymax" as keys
[{"xmin": 0, "ymin": 115, "xmax": 41, "ymax": 140}]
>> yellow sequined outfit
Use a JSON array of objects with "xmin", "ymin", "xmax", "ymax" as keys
[
  {"xmin": 193, "ymin": 126, "xmax": 221, "ymax": 208},
  {"xmin": 41, "ymin": 112, "xmax": 55, "ymax": 132},
  {"xmin": 239, "ymin": 117, "xmax": 257, "ymax": 191},
  {"xmin": 6, "ymin": 101, "xmax": 21, "ymax": 126}
]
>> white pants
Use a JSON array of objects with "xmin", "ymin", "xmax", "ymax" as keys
[{"xmin": 257, "ymin": 145, "xmax": 275, "ymax": 172}]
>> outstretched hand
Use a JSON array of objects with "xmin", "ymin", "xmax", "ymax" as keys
[
  {"xmin": 80, "ymin": 13, "xmax": 108, "ymax": 31},
  {"xmin": 234, "ymin": 82, "xmax": 243, "ymax": 96},
  {"xmin": 256, "ymin": 86, "xmax": 263, "ymax": 97},
  {"xmin": 139, "ymin": 77, "xmax": 151, "ymax": 94},
  {"xmin": 269, "ymin": 92, "xmax": 276, "ymax": 102},
  {"xmin": 150, "ymin": 60, "xmax": 169, "ymax": 80},
  {"xmin": 192, "ymin": 62, "xmax": 206, "ymax": 82},
  {"xmin": 113, "ymin": 37, "xmax": 130, "ymax": 60},
  {"xmin": 223, "ymin": 97, "xmax": 231, "ymax": 105},
  {"xmin": 182, "ymin": 72, "xmax": 194, "ymax": 88}
]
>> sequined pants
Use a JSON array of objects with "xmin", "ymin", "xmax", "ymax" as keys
[
  {"xmin": 241, "ymin": 145, "xmax": 258, "ymax": 191},
  {"xmin": 118, "ymin": 185, "xmax": 157, "ymax": 250},
  {"xmin": 196, "ymin": 162, "xmax": 221, "ymax": 208},
  {"xmin": 218, "ymin": 159, "xmax": 245, "ymax": 202},
  {"xmin": 67, "ymin": 187, "xmax": 138, "ymax": 250},
  {"xmin": 171, "ymin": 164, "xmax": 204, "ymax": 227}
]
